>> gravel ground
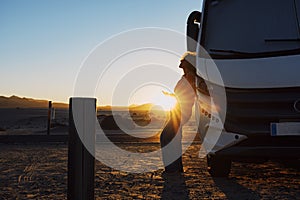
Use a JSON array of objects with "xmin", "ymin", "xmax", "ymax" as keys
[{"xmin": 0, "ymin": 143, "xmax": 299, "ymax": 200}]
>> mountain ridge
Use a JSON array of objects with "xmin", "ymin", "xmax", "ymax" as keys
[
  {"xmin": 0, "ymin": 95, "xmax": 68, "ymax": 109},
  {"xmin": 0, "ymin": 95, "xmax": 157, "ymax": 111}
]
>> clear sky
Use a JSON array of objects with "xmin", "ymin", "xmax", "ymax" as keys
[{"xmin": 0, "ymin": 0, "xmax": 202, "ymax": 106}]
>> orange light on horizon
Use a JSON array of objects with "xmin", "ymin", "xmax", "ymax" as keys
[{"xmin": 156, "ymin": 90, "xmax": 177, "ymax": 111}]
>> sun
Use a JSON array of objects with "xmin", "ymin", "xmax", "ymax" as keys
[
  {"xmin": 127, "ymin": 85, "xmax": 178, "ymax": 112},
  {"xmin": 153, "ymin": 91, "xmax": 178, "ymax": 111}
]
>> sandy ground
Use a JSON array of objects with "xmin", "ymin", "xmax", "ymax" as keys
[
  {"xmin": 0, "ymin": 143, "xmax": 299, "ymax": 200},
  {"xmin": 0, "ymin": 108, "xmax": 68, "ymax": 135},
  {"xmin": 0, "ymin": 108, "xmax": 299, "ymax": 199}
]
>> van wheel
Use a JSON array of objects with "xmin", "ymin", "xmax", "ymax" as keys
[{"xmin": 207, "ymin": 155, "xmax": 231, "ymax": 177}]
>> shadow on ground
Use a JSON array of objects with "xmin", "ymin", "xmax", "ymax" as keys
[
  {"xmin": 213, "ymin": 177, "xmax": 260, "ymax": 200},
  {"xmin": 162, "ymin": 173, "xmax": 189, "ymax": 200}
]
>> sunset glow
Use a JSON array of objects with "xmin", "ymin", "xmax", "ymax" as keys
[{"xmin": 155, "ymin": 91, "xmax": 178, "ymax": 111}]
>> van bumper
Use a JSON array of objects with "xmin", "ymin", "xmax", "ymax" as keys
[{"xmin": 214, "ymin": 135, "xmax": 300, "ymax": 159}]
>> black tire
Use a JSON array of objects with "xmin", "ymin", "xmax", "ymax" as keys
[{"xmin": 207, "ymin": 155, "xmax": 231, "ymax": 177}]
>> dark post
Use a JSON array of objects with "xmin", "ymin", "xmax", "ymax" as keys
[
  {"xmin": 68, "ymin": 98, "xmax": 96, "ymax": 200},
  {"xmin": 47, "ymin": 101, "xmax": 52, "ymax": 135}
]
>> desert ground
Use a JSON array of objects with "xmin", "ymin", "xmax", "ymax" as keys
[
  {"xmin": 0, "ymin": 108, "xmax": 299, "ymax": 199},
  {"xmin": 1, "ymin": 143, "xmax": 300, "ymax": 200}
]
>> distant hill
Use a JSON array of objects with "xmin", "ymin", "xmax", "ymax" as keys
[
  {"xmin": 97, "ymin": 105, "xmax": 127, "ymax": 111},
  {"xmin": 0, "ymin": 95, "xmax": 68, "ymax": 109},
  {"xmin": 129, "ymin": 103, "xmax": 154, "ymax": 111},
  {"xmin": 0, "ymin": 95, "xmax": 162, "ymax": 111},
  {"xmin": 98, "ymin": 103, "xmax": 155, "ymax": 112}
]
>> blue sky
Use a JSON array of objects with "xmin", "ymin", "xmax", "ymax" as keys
[{"xmin": 0, "ymin": 0, "xmax": 202, "ymax": 105}]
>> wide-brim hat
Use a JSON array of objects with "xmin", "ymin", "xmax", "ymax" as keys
[{"xmin": 179, "ymin": 51, "xmax": 197, "ymax": 70}]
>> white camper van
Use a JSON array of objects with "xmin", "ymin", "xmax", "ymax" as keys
[{"xmin": 187, "ymin": 0, "xmax": 300, "ymax": 177}]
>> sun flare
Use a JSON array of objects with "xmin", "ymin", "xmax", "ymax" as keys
[
  {"xmin": 128, "ymin": 85, "xmax": 178, "ymax": 112},
  {"xmin": 155, "ymin": 90, "xmax": 178, "ymax": 111}
]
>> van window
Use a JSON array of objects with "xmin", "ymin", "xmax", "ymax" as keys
[{"xmin": 200, "ymin": 0, "xmax": 300, "ymax": 58}]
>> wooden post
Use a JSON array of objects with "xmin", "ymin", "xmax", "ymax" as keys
[
  {"xmin": 68, "ymin": 98, "xmax": 96, "ymax": 200},
  {"xmin": 47, "ymin": 101, "xmax": 52, "ymax": 135},
  {"xmin": 51, "ymin": 108, "xmax": 55, "ymax": 120}
]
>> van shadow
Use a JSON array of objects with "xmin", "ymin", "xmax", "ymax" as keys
[
  {"xmin": 161, "ymin": 173, "xmax": 189, "ymax": 200},
  {"xmin": 276, "ymin": 159, "xmax": 300, "ymax": 171},
  {"xmin": 213, "ymin": 177, "xmax": 260, "ymax": 200}
]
